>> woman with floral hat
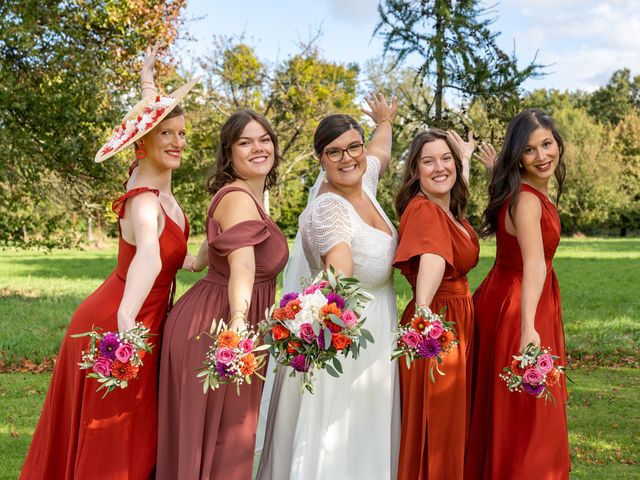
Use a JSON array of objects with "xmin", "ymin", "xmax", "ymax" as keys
[{"xmin": 20, "ymin": 49, "xmax": 199, "ymax": 479}]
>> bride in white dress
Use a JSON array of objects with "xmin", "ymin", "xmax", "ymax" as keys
[{"xmin": 256, "ymin": 94, "xmax": 401, "ymax": 479}]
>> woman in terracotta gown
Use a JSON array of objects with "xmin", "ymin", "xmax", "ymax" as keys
[
  {"xmin": 465, "ymin": 109, "xmax": 570, "ymax": 479},
  {"xmin": 392, "ymin": 128, "xmax": 479, "ymax": 480},
  {"xmin": 156, "ymin": 109, "xmax": 288, "ymax": 480},
  {"xmin": 20, "ymin": 58, "xmax": 199, "ymax": 478}
]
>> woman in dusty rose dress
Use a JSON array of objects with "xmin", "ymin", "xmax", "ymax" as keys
[{"xmin": 156, "ymin": 110, "xmax": 288, "ymax": 479}]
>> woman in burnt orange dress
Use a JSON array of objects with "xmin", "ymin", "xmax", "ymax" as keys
[
  {"xmin": 392, "ymin": 129, "xmax": 479, "ymax": 480},
  {"xmin": 20, "ymin": 60, "xmax": 199, "ymax": 478},
  {"xmin": 465, "ymin": 109, "xmax": 570, "ymax": 479}
]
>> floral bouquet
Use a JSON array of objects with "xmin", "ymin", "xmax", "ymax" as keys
[
  {"xmin": 72, "ymin": 323, "xmax": 153, "ymax": 398},
  {"xmin": 260, "ymin": 267, "xmax": 374, "ymax": 393},
  {"xmin": 391, "ymin": 305, "xmax": 458, "ymax": 382},
  {"xmin": 499, "ymin": 343, "xmax": 565, "ymax": 404},
  {"xmin": 196, "ymin": 320, "xmax": 269, "ymax": 395}
]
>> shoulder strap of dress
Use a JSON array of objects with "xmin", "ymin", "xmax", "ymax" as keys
[
  {"xmin": 112, "ymin": 187, "xmax": 160, "ymax": 218},
  {"xmin": 207, "ymin": 186, "xmax": 267, "ymax": 220}
]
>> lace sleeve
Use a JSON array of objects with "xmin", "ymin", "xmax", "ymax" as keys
[
  {"xmin": 309, "ymin": 194, "xmax": 355, "ymax": 257},
  {"xmin": 362, "ymin": 155, "xmax": 381, "ymax": 196}
]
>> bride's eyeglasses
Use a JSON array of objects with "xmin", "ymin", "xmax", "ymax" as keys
[{"xmin": 323, "ymin": 143, "xmax": 365, "ymax": 162}]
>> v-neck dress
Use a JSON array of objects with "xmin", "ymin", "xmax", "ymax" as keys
[
  {"xmin": 392, "ymin": 194, "xmax": 479, "ymax": 480},
  {"xmin": 21, "ymin": 187, "xmax": 189, "ymax": 480},
  {"xmin": 257, "ymin": 155, "xmax": 401, "ymax": 480},
  {"xmin": 465, "ymin": 184, "xmax": 570, "ymax": 479}
]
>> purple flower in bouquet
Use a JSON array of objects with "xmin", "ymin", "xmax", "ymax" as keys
[
  {"xmin": 299, "ymin": 323, "xmax": 316, "ymax": 344},
  {"xmin": 290, "ymin": 354, "xmax": 309, "ymax": 373},
  {"xmin": 215, "ymin": 348, "xmax": 237, "ymax": 365},
  {"xmin": 99, "ymin": 333, "xmax": 121, "ymax": 360},
  {"xmin": 523, "ymin": 382, "xmax": 545, "ymax": 396},
  {"xmin": 325, "ymin": 292, "xmax": 345, "ymax": 310},
  {"xmin": 93, "ymin": 357, "xmax": 113, "ymax": 376},
  {"xmin": 536, "ymin": 353, "xmax": 554, "ymax": 374},
  {"xmin": 402, "ymin": 331, "xmax": 421, "ymax": 348},
  {"xmin": 522, "ymin": 367, "xmax": 544, "ymax": 385},
  {"xmin": 280, "ymin": 292, "xmax": 299, "ymax": 308},
  {"xmin": 417, "ymin": 338, "xmax": 442, "ymax": 358},
  {"xmin": 316, "ymin": 328, "xmax": 326, "ymax": 350},
  {"xmin": 215, "ymin": 361, "xmax": 236, "ymax": 379}
]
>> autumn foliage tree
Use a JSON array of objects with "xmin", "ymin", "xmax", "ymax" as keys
[{"xmin": 0, "ymin": 0, "xmax": 186, "ymax": 246}]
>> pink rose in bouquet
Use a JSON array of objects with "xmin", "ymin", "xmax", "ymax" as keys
[
  {"xmin": 342, "ymin": 310, "xmax": 358, "ymax": 328},
  {"xmin": 215, "ymin": 347, "xmax": 237, "ymax": 365},
  {"xmin": 93, "ymin": 357, "xmax": 113, "ymax": 377},
  {"xmin": 115, "ymin": 343, "xmax": 134, "ymax": 362},
  {"xmin": 523, "ymin": 367, "xmax": 544, "ymax": 385},
  {"xmin": 536, "ymin": 353, "xmax": 554, "ymax": 374},
  {"xmin": 299, "ymin": 323, "xmax": 316, "ymax": 344},
  {"xmin": 238, "ymin": 338, "xmax": 254, "ymax": 353},
  {"xmin": 401, "ymin": 331, "xmax": 421, "ymax": 348}
]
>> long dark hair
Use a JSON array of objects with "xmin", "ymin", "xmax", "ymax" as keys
[
  {"xmin": 395, "ymin": 129, "xmax": 469, "ymax": 219},
  {"xmin": 313, "ymin": 114, "xmax": 364, "ymax": 157},
  {"xmin": 479, "ymin": 109, "xmax": 566, "ymax": 237},
  {"xmin": 207, "ymin": 110, "xmax": 282, "ymax": 195}
]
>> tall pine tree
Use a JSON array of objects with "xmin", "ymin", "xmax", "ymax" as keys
[{"xmin": 374, "ymin": 0, "xmax": 543, "ymax": 126}]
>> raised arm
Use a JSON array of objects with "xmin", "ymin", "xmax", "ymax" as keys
[
  {"xmin": 512, "ymin": 191, "xmax": 546, "ymax": 352},
  {"xmin": 213, "ymin": 191, "xmax": 263, "ymax": 332},
  {"xmin": 474, "ymin": 142, "xmax": 497, "ymax": 171},
  {"xmin": 117, "ymin": 193, "xmax": 163, "ymax": 332},
  {"xmin": 447, "ymin": 130, "xmax": 476, "ymax": 185},
  {"xmin": 140, "ymin": 44, "xmax": 160, "ymax": 100},
  {"xmin": 361, "ymin": 92, "xmax": 398, "ymax": 176}
]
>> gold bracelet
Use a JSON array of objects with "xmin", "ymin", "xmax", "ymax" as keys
[
  {"xmin": 376, "ymin": 118, "xmax": 393, "ymax": 128},
  {"xmin": 230, "ymin": 310, "xmax": 247, "ymax": 321}
]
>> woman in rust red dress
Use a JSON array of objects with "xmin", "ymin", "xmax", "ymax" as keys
[
  {"xmin": 465, "ymin": 109, "xmax": 570, "ymax": 479},
  {"xmin": 156, "ymin": 110, "xmax": 288, "ymax": 479},
  {"xmin": 20, "ymin": 61, "xmax": 199, "ymax": 478},
  {"xmin": 392, "ymin": 129, "xmax": 479, "ymax": 480}
]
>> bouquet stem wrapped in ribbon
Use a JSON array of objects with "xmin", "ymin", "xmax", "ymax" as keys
[
  {"xmin": 260, "ymin": 267, "xmax": 374, "ymax": 394},
  {"xmin": 196, "ymin": 320, "xmax": 269, "ymax": 395},
  {"xmin": 72, "ymin": 323, "xmax": 153, "ymax": 398},
  {"xmin": 500, "ymin": 343, "xmax": 565, "ymax": 404},
  {"xmin": 391, "ymin": 305, "xmax": 458, "ymax": 382}
]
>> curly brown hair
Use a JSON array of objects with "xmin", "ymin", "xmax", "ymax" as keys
[
  {"xmin": 395, "ymin": 128, "xmax": 469, "ymax": 219},
  {"xmin": 207, "ymin": 110, "xmax": 282, "ymax": 195}
]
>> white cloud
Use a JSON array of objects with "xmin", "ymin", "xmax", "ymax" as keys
[{"xmin": 324, "ymin": 0, "xmax": 380, "ymax": 26}]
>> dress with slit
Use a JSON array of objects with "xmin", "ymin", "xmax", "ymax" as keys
[
  {"xmin": 465, "ymin": 183, "xmax": 570, "ymax": 480},
  {"xmin": 20, "ymin": 186, "xmax": 189, "ymax": 480},
  {"xmin": 156, "ymin": 186, "xmax": 288, "ymax": 480},
  {"xmin": 392, "ymin": 195, "xmax": 479, "ymax": 480}
]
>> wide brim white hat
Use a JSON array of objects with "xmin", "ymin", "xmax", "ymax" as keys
[{"xmin": 95, "ymin": 76, "xmax": 201, "ymax": 163}]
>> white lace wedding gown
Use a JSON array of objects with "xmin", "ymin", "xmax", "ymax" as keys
[{"xmin": 256, "ymin": 156, "xmax": 400, "ymax": 480}]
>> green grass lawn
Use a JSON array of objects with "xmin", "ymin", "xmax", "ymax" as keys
[{"xmin": 0, "ymin": 237, "xmax": 638, "ymax": 478}]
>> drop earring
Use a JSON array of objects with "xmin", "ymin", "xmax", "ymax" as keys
[{"xmin": 135, "ymin": 145, "xmax": 146, "ymax": 159}]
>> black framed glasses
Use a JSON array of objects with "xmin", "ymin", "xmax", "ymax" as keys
[{"xmin": 323, "ymin": 143, "xmax": 365, "ymax": 162}]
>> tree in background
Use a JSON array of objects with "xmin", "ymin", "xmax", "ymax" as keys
[
  {"xmin": 585, "ymin": 68, "xmax": 640, "ymax": 126},
  {"xmin": 0, "ymin": 0, "xmax": 186, "ymax": 247},
  {"xmin": 374, "ymin": 0, "xmax": 542, "ymax": 128}
]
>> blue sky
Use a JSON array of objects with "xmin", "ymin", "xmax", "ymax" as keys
[{"xmin": 175, "ymin": 0, "xmax": 640, "ymax": 93}]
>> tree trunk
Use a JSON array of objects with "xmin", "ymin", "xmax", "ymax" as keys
[{"xmin": 434, "ymin": 0, "xmax": 449, "ymax": 122}]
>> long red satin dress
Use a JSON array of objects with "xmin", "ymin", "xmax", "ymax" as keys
[
  {"xmin": 465, "ymin": 184, "xmax": 570, "ymax": 479},
  {"xmin": 156, "ymin": 186, "xmax": 289, "ymax": 480},
  {"xmin": 20, "ymin": 187, "xmax": 189, "ymax": 480},
  {"xmin": 392, "ymin": 195, "xmax": 479, "ymax": 480}
]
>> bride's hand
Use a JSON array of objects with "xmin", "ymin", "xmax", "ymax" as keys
[{"xmin": 361, "ymin": 92, "xmax": 398, "ymax": 125}]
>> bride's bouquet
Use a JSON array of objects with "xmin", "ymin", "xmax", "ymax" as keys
[
  {"xmin": 499, "ymin": 343, "xmax": 565, "ymax": 404},
  {"xmin": 391, "ymin": 305, "xmax": 458, "ymax": 382},
  {"xmin": 260, "ymin": 268, "xmax": 374, "ymax": 393}
]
